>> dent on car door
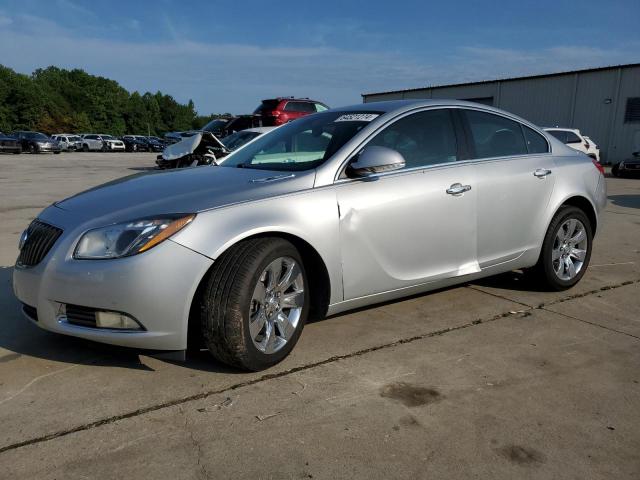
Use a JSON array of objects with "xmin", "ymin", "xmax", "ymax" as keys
[
  {"xmin": 459, "ymin": 109, "xmax": 556, "ymax": 268},
  {"xmin": 336, "ymin": 108, "xmax": 479, "ymax": 301}
]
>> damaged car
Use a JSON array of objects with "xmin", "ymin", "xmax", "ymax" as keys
[{"xmin": 13, "ymin": 100, "xmax": 606, "ymax": 371}]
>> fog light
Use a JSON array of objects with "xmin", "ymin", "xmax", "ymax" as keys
[{"xmin": 95, "ymin": 311, "xmax": 141, "ymax": 330}]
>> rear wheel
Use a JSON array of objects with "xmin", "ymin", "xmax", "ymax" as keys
[
  {"xmin": 534, "ymin": 206, "xmax": 592, "ymax": 290},
  {"xmin": 82, "ymin": 144, "xmax": 89, "ymax": 152},
  {"xmin": 28, "ymin": 143, "xmax": 37, "ymax": 154},
  {"xmin": 199, "ymin": 237, "xmax": 308, "ymax": 371},
  {"xmin": 611, "ymin": 164, "xmax": 620, "ymax": 177}
]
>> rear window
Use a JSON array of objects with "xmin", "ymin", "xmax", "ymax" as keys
[
  {"xmin": 463, "ymin": 110, "xmax": 528, "ymax": 159},
  {"xmin": 284, "ymin": 101, "xmax": 316, "ymax": 113},
  {"xmin": 254, "ymin": 100, "xmax": 281, "ymax": 114},
  {"xmin": 547, "ymin": 130, "xmax": 567, "ymax": 143}
]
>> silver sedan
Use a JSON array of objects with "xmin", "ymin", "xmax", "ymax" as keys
[{"xmin": 13, "ymin": 100, "xmax": 607, "ymax": 370}]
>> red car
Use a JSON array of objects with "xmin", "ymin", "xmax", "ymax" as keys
[{"xmin": 254, "ymin": 97, "xmax": 329, "ymax": 126}]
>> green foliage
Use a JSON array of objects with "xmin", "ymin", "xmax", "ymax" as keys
[{"xmin": 0, "ymin": 65, "xmax": 214, "ymax": 135}]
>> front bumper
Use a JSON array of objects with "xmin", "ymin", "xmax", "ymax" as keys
[
  {"xmin": 37, "ymin": 144, "xmax": 62, "ymax": 153},
  {"xmin": 13, "ymin": 218, "xmax": 214, "ymax": 351}
]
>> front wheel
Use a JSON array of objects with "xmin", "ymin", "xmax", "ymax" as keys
[
  {"xmin": 199, "ymin": 237, "xmax": 309, "ymax": 371},
  {"xmin": 534, "ymin": 206, "xmax": 593, "ymax": 290},
  {"xmin": 611, "ymin": 164, "xmax": 620, "ymax": 177}
]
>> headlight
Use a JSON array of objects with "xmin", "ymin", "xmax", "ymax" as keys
[{"xmin": 73, "ymin": 214, "xmax": 195, "ymax": 259}]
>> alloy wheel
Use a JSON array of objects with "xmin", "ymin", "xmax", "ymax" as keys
[
  {"xmin": 552, "ymin": 218, "xmax": 588, "ymax": 281},
  {"xmin": 248, "ymin": 256, "xmax": 305, "ymax": 354}
]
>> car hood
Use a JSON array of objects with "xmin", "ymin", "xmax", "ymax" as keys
[{"xmin": 53, "ymin": 166, "xmax": 315, "ymax": 223}]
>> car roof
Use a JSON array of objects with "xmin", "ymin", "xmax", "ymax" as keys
[{"xmin": 542, "ymin": 127, "xmax": 580, "ymax": 133}]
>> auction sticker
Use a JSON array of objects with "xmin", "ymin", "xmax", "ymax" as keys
[{"xmin": 334, "ymin": 113, "xmax": 380, "ymax": 122}]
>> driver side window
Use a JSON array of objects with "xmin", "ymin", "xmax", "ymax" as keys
[{"xmin": 366, "ymin": 109, "xmax": 458, "ymax": 170}]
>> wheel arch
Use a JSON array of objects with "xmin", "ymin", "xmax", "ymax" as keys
[
  {"xmin": 186, "ymin": 231, "xmax": 332, "ymax": 349},
  {"xmin": 555, "ymin": 195, "xmax": 598, "ymax": 234}
]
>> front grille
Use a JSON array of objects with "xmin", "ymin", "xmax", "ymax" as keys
[
  {"xmin": 66, "ymin": 304, "xmax": 97, "ymax": 327},
  {"xmin": 17, "ymin": 220, "xmax": 63, "ymax": 267},
  {"xmin": 22, "ymin": 304, "xmax": 38, "ymax": 322}
]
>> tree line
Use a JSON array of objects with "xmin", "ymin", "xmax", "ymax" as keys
[{"xmin": 0, "ymin": 65, "xmax": 225, "ymax": 136}]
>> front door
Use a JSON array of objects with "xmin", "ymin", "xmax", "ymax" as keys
[{"xmin": 336, "ymin": 108, "xmax": 479, "ymax": 300}]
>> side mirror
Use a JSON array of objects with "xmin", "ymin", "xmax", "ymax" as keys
[{"xmin": 348, "ymin": 146, "xmax": 406, "ymax": 177}]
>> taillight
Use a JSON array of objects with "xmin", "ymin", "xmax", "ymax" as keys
[
  {"xmin": 270, "ymin": 111, "xmax": 281, "ymax": 117},
  {"xmin": 592, "ymin": 159, "xmax": 605, "ymax": 175}
]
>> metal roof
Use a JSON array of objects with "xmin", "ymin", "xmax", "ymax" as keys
[{"xmin": 361, "ymin": 62, "xmax": 640, "ymax": 98}]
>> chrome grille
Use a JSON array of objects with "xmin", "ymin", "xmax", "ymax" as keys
[{"xmin": 16, "ymin": 220, "xmax": 63, "ymax": 267}]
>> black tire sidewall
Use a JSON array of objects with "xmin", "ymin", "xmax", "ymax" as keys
[
  {"xmin": 201, "ymin": 238, "xmax": 310, "ymax": 371},
  {"xmin": 540, "ymin": 207, "xmax": 593, "ymax": 290}
]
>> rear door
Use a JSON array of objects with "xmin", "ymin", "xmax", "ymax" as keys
[
  {"xmin": 336, "ymin": 108, "xmax": 479, "ymax": 300},
  {"xmin": 459, "ymin": 108, "xmax": 555, "ymax": 267}
]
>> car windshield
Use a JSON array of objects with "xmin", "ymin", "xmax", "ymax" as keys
[
  {"xmin": 70, "ymin": 136, "xmax": 81, "ymax": 141},
  {"xmin": 222, "ymin": 131, "xmax": 262, "ymax": 151},
  {"xmin": 25, "ymin": 132, "xmax": 49, "ymax": 140},
  {"xmin": 220, "ymin": 111, "xmax": 379, "ymax": 171},
  {"xmin": 102, "ymin": 135, "xmax": 114, "ymax": 140},
  {"xmin": 202, "ymin": 119, "xmax": 229, "ymax": 131}
]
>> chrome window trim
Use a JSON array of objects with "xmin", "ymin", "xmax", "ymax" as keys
[{"xmin": 332, "ymin": 105, "xmax": 552, "ymax": 183}]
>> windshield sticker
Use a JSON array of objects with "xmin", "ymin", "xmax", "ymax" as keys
[{"xmin": 334, "ymin": 113, "xmax": 380, "ymax": 122}]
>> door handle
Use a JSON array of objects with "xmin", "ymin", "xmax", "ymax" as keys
[
  {"xmin": 533, "ymin": 168, "xmax": 552, "ymax": 178},
  {"xmin": 446, "ymin": 183, "xmax": 472, "ymax": 195}
]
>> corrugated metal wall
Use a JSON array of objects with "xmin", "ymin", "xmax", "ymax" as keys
[{"xmin": 362, "ymin": 65, "xmax": 640, "ymax": 163}]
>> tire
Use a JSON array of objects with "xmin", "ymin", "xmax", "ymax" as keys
[
  {"xmin": 53, "ymin": 151, "xmax": 60, "ymax": 155},
  {"xmin": 611, "ymin": 164, "xmax": 620, "ymax": 177},
  {"xmin": 534, "ymin": 206, "xmax": 593, "ymax": 291},
  {"xmin": 82, "ymin": 144, "xmax": 89, "ymax": 152},
  {"xmin": 28, "ymin": 143, "xmax": 37, "ymax": 154},
  {"xmin": 199, "ymin": 237, "xmax": 309, "ymax": 371}
]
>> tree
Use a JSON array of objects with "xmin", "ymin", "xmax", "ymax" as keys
[{"xmin": 0, "ymin": 64, "xmax": 207, "ymax": 135}]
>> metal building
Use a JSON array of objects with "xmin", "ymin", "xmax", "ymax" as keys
[{"xmin": 362, "ymin": 63, "xmax": 640, "ymax": 164}]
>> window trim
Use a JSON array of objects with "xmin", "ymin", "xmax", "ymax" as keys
[{"xmin": 333, "ymin": 105, "xmax": 551, "ymax": 183}]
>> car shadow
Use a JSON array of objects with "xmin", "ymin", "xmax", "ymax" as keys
[
  {"xmin": 608, "ymin": 194, "xmax": 640, "ymax": 210},
  {"xmin": 470, "ymin": 270, "xmax": 550, "ymax": 293},
  {"xmin": 0, "ymin": 266, "xmax": 236, "ymax": 373}
]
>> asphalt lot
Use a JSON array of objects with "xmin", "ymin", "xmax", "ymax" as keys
[{"xmin": 0, "ymin": 152, "xmax": 639, "ymax": 479}]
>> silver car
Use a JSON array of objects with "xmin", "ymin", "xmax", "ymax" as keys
[{"xmin": 13, "ymin": 100, "xmax": 607, "ymax": 370}]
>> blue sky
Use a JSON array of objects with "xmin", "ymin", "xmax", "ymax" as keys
[{"xmin": 0, "ymin": 0, "xmax": 638, "ymax": 114}]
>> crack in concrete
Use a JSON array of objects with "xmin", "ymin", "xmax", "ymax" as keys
[
  {"xmin": 542, "ymin": 307, "xmax": 640, "ymax": 341},
  {"xmin": 0, "ymin": 278, "xmax": 637, "ymax": 455}
]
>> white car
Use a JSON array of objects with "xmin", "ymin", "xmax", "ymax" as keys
[
  {"xmin": 52, "ymin": 134, "xmax": 83, "ymax": 151},
  {"xmin": 80, "ymin": 134, "xmax": 125, "ymax": 152},
  {"xmin": 100, "ymin": 135, "xmax": 126, "ymax": 152},
  {"xmin": 544, "ymin": 128, "xmax": 600, "ymax": 162},
  {"xmin": 583, "ymin": 136, "xmax": 601, "ymax": 163}
]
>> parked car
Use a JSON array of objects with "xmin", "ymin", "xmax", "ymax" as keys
[
  {"xmin": 201, "ymin": 118, "xmax": 232, "ymax": 137},
  {"xmin": 163, "ymin": 131, "xmax": 198, "ymax": 145},
  {"xmin": 122, "ymin": 135, "xmax": 150, "ymax": 152},
  {"xmin": 583, "ymin": 136, "xmax": 600, "ymax": 163},
  {"xmin": 143, "ymin": 136, "xmax": 166, "ymax": 152},
  {"xmin": 0, "ymin": 131, "xmax": 22, "ymax": 154},
  {"xmin": 220, "ymin": 126, "xmax": 276, "ymax": 151},
  {"xmin": 612, "ymin": 152, "xmax": 640, "ymax": 177},
  {"xmin": 52, "ymin": 134, "xmax": 83, "ymax": 151},
  {"xmin": 11, "ymin": 131, "xmax": 61, "ymax": 154},
  {"xmin": 12, "ymin": 100, "xmax": 606, "ymax": 371},
  {"xmin": 254, "ymin": 97, "xmax": 328, "ymax": 126},
  {"xmin": 100, "ymin": 135, "xmax": 126, "ymax": 152},
  {"xmin": 156, "ymin": 127, "xmax": 277, "ymax": 169},
  {"xmin": 544, "ymin": 128, "xmax": 599, "ymax": 161}
]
